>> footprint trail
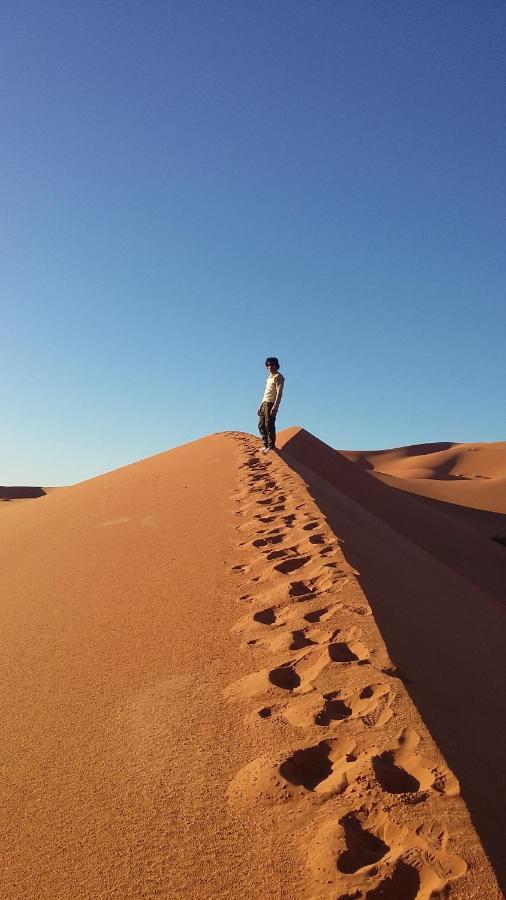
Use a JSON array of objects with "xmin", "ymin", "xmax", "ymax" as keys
[{"xmin": 223, "ymin": 432, "xmax": 483, "ymax": 899}]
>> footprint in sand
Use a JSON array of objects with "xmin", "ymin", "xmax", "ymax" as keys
[
  {"xmin": 269, "ymin": 663, "xmax": 301, "ymax": 691},
  {"xmin": 286, "ymin": 568, "xmax": 349, "ymax": 595},
  {"xmin": 240, "ymin": 458, "xmax": 261, "ymax": 470},
  {"xmin": 273, "ymin": 555, "xmax": 312, "ymax": 575},
  {"xmin": 280, "ymin": 741, "xmax": 334, "ymax": 792},
  {"xmin": 268, "ymin": 616, "xmax": 338, "ymax": 653},
  {"xmin": 266, "ymin": 548, "xmax": 294, "ymax": 561},
  {"xmin": 308, "ymin": 533, "xmax": 325, "ymax": 544},
  {"xmin": 252, "ymin": 534, "xmax": 285, "ymax": 548},
  {"xmin": 314, "ymin": 695, "xmax": 352, "ymax": 725},
  {"xmin": 328, "ymin": 639, "xmax": 369, "ymax": 664},
  {"xmin": 319, "ymin": 546, "xmax": 334, "ymax": 557},
  {"xmin": 343, "ymin": 603, "xmax": 372, "ymax": 617},
  {"xmin": 224, "ymin": 647, "xmax": 332, "ymax": 701},
  {"xmin": 278, "ymin": 736, "xmax": 363, "ymax": 796},
  {"xmin": 401, "ymin": 844, "xmax": 467, "ymax": 895},
  {"xmin": 253, "ymin": 607, "xmax": 277, "ymax": 626},
  {"xmin": 307, "ymin": 804, "xmax": 467, "ymax": 898},
  {"xmin": 336, "ymin": 812, "xmax": 390, "ymax": 874},
  {"xmin": 358, "ymin": 685, "xmax": 394, "ymax": 727},
  {"xmin": 373, "ymin": 751, "xmax": 421, "ymax": 794},
  {"xmin": 231, "ymin": 602, "xmax": 297, "ymax": 644},
  {"xmin": 364, "ymin": 861, "xmax": 421, "ymax": 898},
  {"xmin": 288, "ymin": 630, "xmax": 316, "ymax": 650},
  {"xmin": 304, "ymin": 605, "xmax": 333, "ymax": 623},
  {"xmin": 364, "ymin": 822, "xmax": 466, "ymax": 899},
  {"xmin": 372, "ymin": 728, "xmax": 459, "ymax": 797},
  {"xmin": 232, "ymin": 563, "xmax": 251, "ymax": 574},
  {"xmin": 288, "ymin": 580, "xmax": 317, "ymax": 598},
  {"xmin": 283, "ymin": 682, "xmax": 393, "ymax": 729},
  {"xmin": 227, "ymin": 736, "xmax": 363, "ymax": 808},
  {"xmin": 282, "ymin": 514, "xmax": 297, "ymax": 527}
]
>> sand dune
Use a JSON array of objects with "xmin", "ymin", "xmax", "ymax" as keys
[
  {"xmin": 343, "ymin": 440, "xmax": 506, "ymax": 483},
  {"xmin": 0, "ymin": 429, "xmax": 504, "ymax": 898},
  {"xmin": 342, "ymin": 441, "xmax": 506, "ymax": 541}
]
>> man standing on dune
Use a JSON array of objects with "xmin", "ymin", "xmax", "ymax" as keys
[{"xmin": 257, "ymin": 357, "xmax": 285, "ymax": 453}]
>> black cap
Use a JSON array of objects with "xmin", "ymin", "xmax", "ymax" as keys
[{"xmin": 265, "ymin": 357, "xmax": 280, "ymax": 368}]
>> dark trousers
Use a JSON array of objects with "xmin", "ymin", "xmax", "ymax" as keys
[{"xmin": 258, "ymin": 401, "xmax": 277, "ymax": 448}]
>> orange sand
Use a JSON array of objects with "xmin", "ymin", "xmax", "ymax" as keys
[
  {"xmin": 342, "ymin": 441, "xmax": 506, "ymax": 540},
  {"xmin": 0, "ymin": 429, "xmax": 504, "ymax": 898}
]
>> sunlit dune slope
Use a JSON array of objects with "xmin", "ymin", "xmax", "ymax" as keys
[{"xmin": 0, "ymin": 434, "xmax": 271, "ymax": 899}]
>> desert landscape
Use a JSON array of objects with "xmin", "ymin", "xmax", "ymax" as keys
[{"xmin": 1, "ymin": 428, "xmax": 505, "ymax": 899}]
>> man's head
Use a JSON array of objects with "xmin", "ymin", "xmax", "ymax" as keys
[{"xmin": 265, "ymin": 356, "xmax": 280, "ymax": 373}]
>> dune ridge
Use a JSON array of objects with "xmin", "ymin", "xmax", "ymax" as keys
[
  {"xmin": 225, "ymin": 431, "xmax": 502, "ymax": 898},
  {"xmin": 0, "ymin": 429, "xmax": 503, "ymax": 898}
]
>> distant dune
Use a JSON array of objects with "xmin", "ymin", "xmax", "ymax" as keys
[
  {"xmin": 342, "ymin": 440, "xmax": 506, "ymax": 482},
  {"xmin": 0, "ymin": 429, "xmax": 504, "ymax": 898},
  {"xmin": 341, "ymin": 440, "xmax": 506, "ymax": 541}
]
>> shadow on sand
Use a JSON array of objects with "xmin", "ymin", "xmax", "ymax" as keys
[
  {"xmin": 280, "ymin": 429, "xmax": 506, "ymax": 892},
  {"xmin": 1, "ymin": 486, "xmax": 46, "ymax": 501}
]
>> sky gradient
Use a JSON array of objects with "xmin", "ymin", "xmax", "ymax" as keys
[{"xmin": 2, "ymin": 1, "xmax": 505, "ymax": 485}]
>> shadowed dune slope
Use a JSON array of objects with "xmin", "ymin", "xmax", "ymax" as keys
[
  {"xmin": 0, "ymin": 485, "xmax": 48, "ymax": 501},
  {"xmin": 279, "ymin": 428, "xmax": 506, "ymax": 603},
  {"xmin": 278, "ymin": 426, "xmax": 506, "ymax": 892}
]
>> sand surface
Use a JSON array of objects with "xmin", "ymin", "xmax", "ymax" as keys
[
  {"xmin": 342, "ymin": 441, "xmax": 506, "ymax": 540},
  {"xmin": 0, "ymin": 429, "xmax": 504, "ymax": 898}
]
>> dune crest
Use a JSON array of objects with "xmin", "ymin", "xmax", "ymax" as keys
[{"xmin": 225, "ymin": 430, "xmax": 503, "ymax": 898}]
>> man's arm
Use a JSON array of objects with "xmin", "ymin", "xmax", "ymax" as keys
[{"xmin": 271, "ymin": 374, "xmax": 284, "ymax": 415}]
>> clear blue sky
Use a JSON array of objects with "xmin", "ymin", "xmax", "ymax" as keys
[{"xmin": 2, "ymin": 1, "xmax": 505, "ymax": 486}]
